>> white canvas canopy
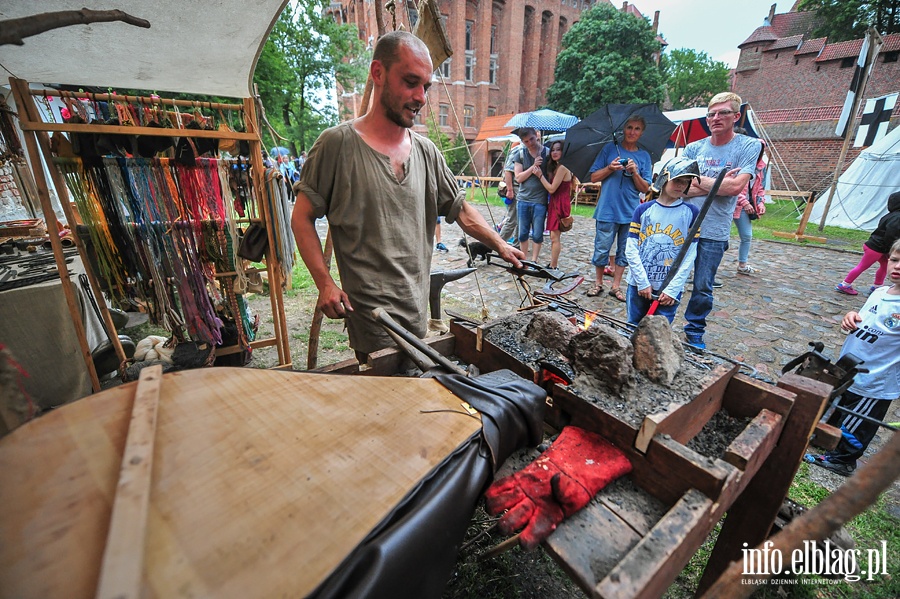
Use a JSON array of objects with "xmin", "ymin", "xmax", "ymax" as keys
[
  {"xmin": 0, "ymin": 0, "xmax": 288, "ymax": 98},
  {"xmin": 810, "ymin": 125, "xmax": 900, "ymax": 231}
]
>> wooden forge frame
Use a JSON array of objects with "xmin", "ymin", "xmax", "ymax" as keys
[
  {"xmin": 313, "ymin": 316, "xmax": 832, "ymax": 599},
  {"xmin": 8, "ymin": 78, "xmax": 292, "ymax": 390}
]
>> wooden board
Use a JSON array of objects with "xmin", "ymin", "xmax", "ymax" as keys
[
  {"xmin": 722, "ymin": 409, "xmax": 784, "ymax": 472},
  {"xmin": 544, "ymin": 499, "xmax": 643, "ymax": 592},
  {"xmin": 811, "ymin": 421, "xmax": 842, "ymax": 450},
  {"xmin": 635, "ymin": 364, "xmax": 738, "ymax": 453},
  {"xmin": 95, "ymin": 365, "xmax": 162, "ymax": 599},
  {"xmin": 721, "ymin": 374, "xmax": 795, "ymax": 419},
  {"xmin": 0, "ymin": 368, "xmax": 482, "ymax": 599},
  {"xmin": 450, "ymin": 320, "xmax": 536, "ymax": 381},
  {"xmin": 595, "ymin": 489, "xmax": 715, "ymax": 599}
]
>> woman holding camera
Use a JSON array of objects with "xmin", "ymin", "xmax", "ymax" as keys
[{"xmin": 585, "ymin": 115, "xmax": 652, "ymax": 301}]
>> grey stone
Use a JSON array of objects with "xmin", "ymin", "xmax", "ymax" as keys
[
  {"xmin": 525, "ymin": 311, "xmax": 579, "ymax": 354},
  {"xmin": 630, "ymin": 316, "xmax": 683, "ymax": 385},
  {"xmin": 567, "ymin": 322, "xmax": 634, "ymax": 392}
]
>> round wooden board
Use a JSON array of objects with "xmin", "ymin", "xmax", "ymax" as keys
[{"xmin": 0, "ymin": 368, "xmax": 481, "ymax": 599}]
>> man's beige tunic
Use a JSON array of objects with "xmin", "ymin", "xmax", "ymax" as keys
[{"xmin": 298, "ymin": 121, "xmax": 465, "ymax": 354}]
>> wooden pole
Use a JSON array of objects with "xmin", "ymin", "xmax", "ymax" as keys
[
  {"xmin": 700, "ymin": 428, "xmax": 900, "ymax": 598},
  {"xmin": 818, "ymin": 27, "xmax": 883, "ymax": 231},
  {"xmin": 305, "ymin": 231, "xmax": 333, "ymax": 370},
  {"xmin": 244, "ymin": 96, "xmax": 291, "ymax": 366},
  {"xmin": 12, "ymin": 79, "xmax": 128, "ymax": 369},
  {"xmin": 94, "ymin": 365, "xmax": 162, "ymax": 599},
  {"xmin": 9, "ymin": 78, "xmax": 101, "ymax": 391},
  {"xmin": 27, "ymin": 87, "xmax": 244, "ymax": 111}
]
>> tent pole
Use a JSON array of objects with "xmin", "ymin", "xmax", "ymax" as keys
[
  {"xmin": 9, "ymin": 78, "xmax": 101, "ymax": 391},
  {"xmin": 818, "ymin": 27, "xmax": 883, "ymax": 231}
]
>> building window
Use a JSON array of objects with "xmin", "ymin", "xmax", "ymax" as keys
[
  {"xmin": 489, "ymin": 56, "xmax": 498, "ymax": 84},
  {"xmin": 435, "ymin": 57, "xmax": 451, "ymax": 79},
  {"xmin": 407, "ymin": 1, "xmax": 418, "ymax": 29},
  {"xmin": 465, "ymin": 53, "xmax": 475, "ymax": 81},
  {"xmin": 490, "ymin": 25, "xmax": 497, "ymax": 54},
  {"xmin": 487, "ymin": 106, "xmax": 497, "ymax": 117},
  {"xmin": 840, "ymin": 57, "xmax": 855, "ymax": 68},
  {"xmin": 439, "ymin": 104, "xmax": 449, "ymax": 127},
  {"xmin": 884, "ymin": 51, "xmax": 899, "ymax": 63},
  {"xmin": 465, "ymin": 20, "xmax": 475, "ymax": 51},
  {"xmin": 464, "ymin": 106, "xmax": 475, "ymax": 128}
]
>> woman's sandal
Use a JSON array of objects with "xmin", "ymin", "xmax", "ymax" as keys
[
  {"xmin": 586, "ymin": 283, "xmax": 603, "ymax": 297},
  {"xmin": 610, "ymin": 287, "xmax": 626, "ymax": 302}
]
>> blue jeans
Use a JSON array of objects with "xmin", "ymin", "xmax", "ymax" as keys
[
  {"xmin": 683, "ymin": 238, "xmax": 728, "ymax": 338},
  {"xmin": 733, "ymin": 211, "xmax": 753, "ymax": 264},
  {"xmin": 591, "ymin": 221, "xmax": 629, "ymax": 267},
  {"xmin": 517, "ymin": 201, "xmax": 547, "ymax": 244},
  {"xmin": 627, "ymin": 285, "xmax": 682, "ymax": 326}
]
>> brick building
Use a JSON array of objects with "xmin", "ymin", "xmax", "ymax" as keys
[
  {"xmin": 333, "ymin": 0, "xmax": 661, "ymax": 176},
  {"xmin": 732, "ymin": 2, "xmax": 900, "ymax": 193}
]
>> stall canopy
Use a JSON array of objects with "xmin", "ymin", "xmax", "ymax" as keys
[
  {"xmin": 809, "ymin": 124, "xmax": 900, "ymax": 231},
  {"xmin": 665, "ymin": 103, "xmax": 759, "ymax": 148},
  {"xmin": 0, "ymin": 0, "xmax": 288, "ymax": 98}
]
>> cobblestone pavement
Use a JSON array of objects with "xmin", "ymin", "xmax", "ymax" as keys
[{"xmin": 433, "ymin": 204, "xmax": 869, "ymax": 381}]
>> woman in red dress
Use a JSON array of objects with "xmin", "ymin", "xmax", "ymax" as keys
[{"xmin": 539, "ymin": 140, "xmax": 573, "ymax": 269}]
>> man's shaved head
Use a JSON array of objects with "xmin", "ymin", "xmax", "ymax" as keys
[{"xmin": 372, "ymin": 31, "xmax": 430, "ymax": 72}]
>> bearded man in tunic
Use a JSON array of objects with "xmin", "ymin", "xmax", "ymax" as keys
[{"xmin": 291, "ymin": 31, "xmax": 523, "ymax": 361}]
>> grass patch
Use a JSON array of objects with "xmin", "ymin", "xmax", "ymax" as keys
[
  {"xmin": 120, "ymin": 319, "xmax": 168, "ymax": 341},
  {"xmin": 318, "ymin": 329, "xmax": 348, "ymax": 351},
  {"xmin": 743, "ymin": 206, "xmax": 869, "ymax": 246}
]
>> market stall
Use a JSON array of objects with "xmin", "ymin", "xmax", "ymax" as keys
[{"xmin": 0, "ymin": 1, "xmax": 294, "ymax": 391}]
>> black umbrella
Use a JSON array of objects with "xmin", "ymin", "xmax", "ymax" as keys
[{"xmin": 560, "ymin": 103, "xmax": 676, "ymax": 182}]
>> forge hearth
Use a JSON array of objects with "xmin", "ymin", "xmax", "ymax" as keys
[{"xmin": 480, "ymin": 309, "xmax": 724, "ymax": 426}]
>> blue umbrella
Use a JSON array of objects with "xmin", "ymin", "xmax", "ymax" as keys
[
  {"xmin": 505, "ymin": 109, "xmax": 579, "ymax": 132},
  {"xmin": 270, "ymin": 146, "xmax": 291, "ymax": 157}
]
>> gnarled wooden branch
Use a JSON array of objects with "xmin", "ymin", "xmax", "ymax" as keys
[{"xmin": 0, "ymin": 9, "xmax": 150, "ymax": 46}]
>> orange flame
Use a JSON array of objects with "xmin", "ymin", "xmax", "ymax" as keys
[{"xmin": 583, "ymin": 311, "xmax": 596, "ymax": 330}]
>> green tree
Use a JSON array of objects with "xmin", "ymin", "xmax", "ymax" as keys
[
  {"xmin": 424, "ymin": 118, "xmax": 472, "ymax": 175},
  {"xmin": 253, "ymin": 0, "xmax": 367, "ymax": 154},
  {"xmin": 546, "ymin": 3, "xmax": 665, "ymax": 117},
  {"xmin": 798, "ymin": 0, "xmax": 900, "ymax": 42},
  {"xmin": 662, "ymin": 48, "xmax": 730, "ymax": 110}
]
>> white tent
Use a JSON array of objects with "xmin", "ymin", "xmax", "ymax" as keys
[{"xmin": 809, "ymin": 125, "xmax": 900, "ymax": 231}]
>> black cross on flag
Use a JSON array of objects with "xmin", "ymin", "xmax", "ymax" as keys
[
  {"xmin": 854, "ymin": 93, "xmax": 898, "ymax": 147},
  {"xmin": 835, "ymin": 35, "xmax": 871, "ymax": 138}
]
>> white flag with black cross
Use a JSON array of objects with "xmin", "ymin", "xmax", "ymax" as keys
[
  {"xmin": 854, "ymin": 92, "xmax": 898, "ymax": 147},
  {"xmin": 835, "ymin": 35, "xmax": 870, "ymax": 138}
]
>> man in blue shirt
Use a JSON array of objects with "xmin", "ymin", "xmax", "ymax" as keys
[
  {"xmin": 680, "ymin": 92, "xmax": 761, "ymax": 349},
  {"xmin": 586, "ymin": 115, "xmax": 652, "ymax": 302}
]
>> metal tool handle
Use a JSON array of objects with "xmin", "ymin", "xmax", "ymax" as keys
[{"xmin": 372, "ymin": 308, "xmax": 467, "ymax": 376}]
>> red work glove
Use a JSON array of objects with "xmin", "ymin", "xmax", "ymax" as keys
[{"xmin": 484, "ymin": 426, "xmax": 632, "ymax": 550}]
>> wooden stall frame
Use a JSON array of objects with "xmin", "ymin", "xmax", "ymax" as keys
[
  {"xmin": 9, "ymin": 78, "xmax": 292, "ymax": 387},
  {"xmin": 768, "ymin": 189, "xmax": 827, "ymax": 244}
]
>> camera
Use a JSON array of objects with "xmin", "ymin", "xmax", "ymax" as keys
[{"xmin": 619, "ymin": 158, "xmax": 629, "ymax": 167}]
